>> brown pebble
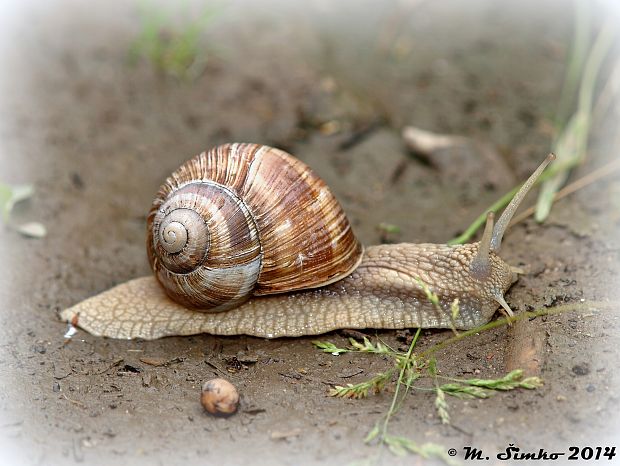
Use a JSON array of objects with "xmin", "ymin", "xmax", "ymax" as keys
[{"xmin": 200, "ymin": 378, "xmax": 239, "ymax": 416}]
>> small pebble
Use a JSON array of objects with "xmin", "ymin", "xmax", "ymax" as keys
[
  {"xmin": 200, "ymin": 378, "xmax": 239, "ymax": 416},
  {"xmin": 572, "ymin": 363, "xmax": 590, "ymax": 376}
]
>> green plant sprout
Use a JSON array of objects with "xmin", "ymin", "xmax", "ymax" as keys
[
  {"xmin": 313, "ymin": 297, "xmax": 615, "ymax": 464},
  {"xmin": 535, "ymin": 11, "xmax": 616, "ymax": 221},
  {"xmin": 313, "ymin": 325, "xmax": 541, "ymax": 465},
  {"xmin": 129, "ymin": 1, "xmax": 221, "ymax": 80},
  {"xmin": 450, "ymin": 3, "xmax": 617, "ymax": 245},
  {"xmin": 0, "ymin": 182, "xmax": 46, "ymax": 238}
]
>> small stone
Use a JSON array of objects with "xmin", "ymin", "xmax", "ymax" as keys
[
  {"xmin": 33, "ymin": 344, "xmax": 47, "ymax": 354},
  {"xmin": 119, "ymin": 364, "xmax": 141, "ymax": 374},
  {"xmin": 71, "ymin": 172, "xmax": 84, "ymax": 189},
  {"xmin": 585, "ymin": 384, "xmax": 596, "ymax": 393},
  {"xmin": 572, "ymin": 364, "xmax": 590, "ymax": 376},
  {"xmin": 52, "ymin": 382, "xmax": 61, "ymax": 393}
]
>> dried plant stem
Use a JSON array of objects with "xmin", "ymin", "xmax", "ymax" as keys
[
  {"xmin": 420, "ymin": 300, "xmax": 616, "ymax": 358},
  {"xmin": 378, "ymin": 329, "xmax": 421, "ymax": 444},
  {"xmin": 505, "ymin": 318, "xmax": 546, "ymax": 376}
]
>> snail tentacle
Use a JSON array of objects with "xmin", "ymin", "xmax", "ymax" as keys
[
  {"xmin": 470, "ymin": 211, "xmax": 494, "ymax": 281},
  {"xmin": 490, "ymin": 153, "xmax": 555, "ymax": 252}
]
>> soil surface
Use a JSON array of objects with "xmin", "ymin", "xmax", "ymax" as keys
[{"xmin": 1, "ymin": 1, "xmax": 619, "ymax": 465}]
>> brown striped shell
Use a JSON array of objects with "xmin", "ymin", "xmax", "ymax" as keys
[{"xmin": 146, "ymin": 143, "xmax": 363, "ymax": 311}]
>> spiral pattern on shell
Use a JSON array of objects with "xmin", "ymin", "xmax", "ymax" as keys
[{"xmin": 147, "ymin": 143, "xmax": 363, "ymax": 311}]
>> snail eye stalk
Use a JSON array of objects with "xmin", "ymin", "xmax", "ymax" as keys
[
  {"xmin": 470, "ymin": 211, "xmax": 494, "ymax": 280},
  {"xmin": 491, "ymin": 153, "xmax": 555, "ymax": 252}
]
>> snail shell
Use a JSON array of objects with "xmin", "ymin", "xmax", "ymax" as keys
[{"xmin": 146, "ymin": 143, "xmax": 363, "ymax": 310}]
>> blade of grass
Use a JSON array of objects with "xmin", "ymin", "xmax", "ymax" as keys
[
  {"xmin": 420, "ymin": 300, "xmax": 616, "ymax": 358},
  {"xmin": 554, "ymin": 0, "xmax": 591, "ymax": 130},
  {"xmin": 372, "ymin": 328, "xmax": 421, "ymax": 461},
  {"xmin": 536, "ymin": 18, "xmax": 616, "ymax": 221}
]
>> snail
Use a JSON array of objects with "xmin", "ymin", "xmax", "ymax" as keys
[
  {"xmin": 201, "ymin": 378, "xmax": 240, "ymax": 416},
  {"xmin": 60, "ymin": 143, "xmax": 554, "ymax": 340}
]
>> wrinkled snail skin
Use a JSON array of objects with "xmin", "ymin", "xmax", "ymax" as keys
[
  {"xmin": 59, "ymin": 242, "xmax": 515, "ymax": 340},
  {"xmin": 60, "ymin": 143, "xmax": 554, "ymax": 340}
]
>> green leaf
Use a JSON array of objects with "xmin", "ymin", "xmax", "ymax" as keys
[{"xmin": 0, "ymin": 182, "xmax": 34, "ymax": 223}]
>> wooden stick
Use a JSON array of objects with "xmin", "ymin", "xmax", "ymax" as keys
[{"xmin": 504, "ymin": 319, "xmax": 546, "ymax": 376}]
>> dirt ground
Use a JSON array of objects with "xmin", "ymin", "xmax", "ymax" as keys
[{"xmin": 1, "ymin": 1, "xmax": 619, "ymax": 465}]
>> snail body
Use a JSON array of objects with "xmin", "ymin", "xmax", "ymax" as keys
[{"xmin": 61, "ymin": 144, "xmax": 554, "ymax": 340}]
